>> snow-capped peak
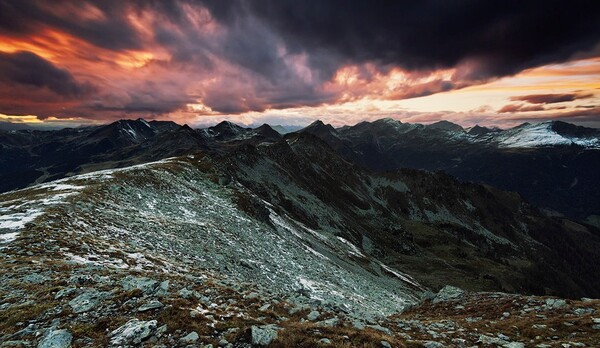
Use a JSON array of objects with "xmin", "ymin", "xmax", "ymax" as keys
[{"xmin": 496, "ymin": 121, "xmax": 600, "ymax": 148}]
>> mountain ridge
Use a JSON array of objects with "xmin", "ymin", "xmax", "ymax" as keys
[{"xmin": 2, "ymin": 122, "xmax": 600, "ymax": 347}]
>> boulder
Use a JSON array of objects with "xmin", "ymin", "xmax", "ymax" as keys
[
  {"xmin": 250, "ymin": 325, "xmax": 279, "ymax": 346},
  {"xmin": 306, "ymin": 310, "xmax": 320, "ymax": 321},
  {"xmin": 138, "ymin": 300, "xmax": 164, "ymax": 312},
  {"xmin": 109, "ymin": 319, "xmax": 157, "ymax": 346},
  {"xmin": 38, "ymin": 329, "xmax": 72, "ymax": 348},
  {"xmin": 121, "ymin": 277, "xmax": 158, "ymax": 294},
  {"xmin": 432, "ymin": 286, "xmax": 465, "ymax": 304},
  {"xmin": 68, "ymin": 289, "xmax": 108, "ymax": 314},
  {"xmin": 180, "ymin": 331, "xmax": 199, "ymax": 344},
  {"xmin": 544, "ymin": 298, "xmax": 567, "ymax": 310}
]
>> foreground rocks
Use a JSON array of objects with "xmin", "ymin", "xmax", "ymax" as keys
[
  {"xmin": 0, "ymin": 157, "xmax": 599, "ymax": 347},
  {"xmin": 2, "ymin": 243, "xmax": 599, "ymax": 348}
]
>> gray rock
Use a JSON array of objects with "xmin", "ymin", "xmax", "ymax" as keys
[
  {"xmin": 573, "ymin": 307, "xmax": 594, "ymax": 315},
  {"xmin": 478, "ymin": 335, "xmax": 507, "ymax": 346},
  {"xmin": 498, "ymin": 333, "xmax": 510, "ymax": 340},
  {"xmin": 307, "ymin": 311, "xmax": 320, "ymax": 321},
  {"xmin": 353, "ymin": 320, "xmax": 365, "ymax": 330},
  {"xmin": 68, "ymin": 274, "xmax": 94, "ymax": 285},
  {"xmin": 121, "ymin": 276, "xmax": 160, "ymax": 295},
  {"xmin": 157, "ymin": 280, "xmax": 169, "ymax": 297},
  {"xmin": 318, "ymin": 338, "xmax": 331, "ymax": 344},
  {"xmin": 38, "ymin": 329, "xmax": 72, "ymax": 348},
  {"xmin": 250, "ymin": 325, "xmax": 279, "ymax": 346},
  {"xmin": 68, "ymin": 289, "xmax": 108, "ymax": 314},
  {"xmin": 138, "ymin": 300, "xmax": 164, "ymax": 312},
  {"xmin": 544, "ymin": 298, "xmax": 567, "ymax": 310},
  {"xmin": 258, "ymin": 303, "xmax": 271, "ymax": 312},
  {"xmin": 156, "ymin": 325, "xmax": 168, "ymax": 337},
  {"xmin": 380, "ymin": 341, "xmax": 392, "ymax": 348},
  {"xmin": 109, "ymin": 319, "xmax": 157, "ymax": 346},
  {"xmin": 451, "ymin": 338, "xmax": 467, "ymax": 348},
  {"xmin": 366, "ymin": 325, "xmax": 392, "ymax": 335},
  {"xmin": 421, "ymin": 290, "xmax": 436, "ymax": 302},
  {"xmin": 178, "ymin": 288, "xmax": 201, "ymax": 299},
  {"xmin": 465, "ymin": 316, "xmax": 482, "ymax": 323},
  {"xmin": 423, "ymin": 342, "xmax": 444, "ymax": 348},
  {"xmin": 218, "ymin": 338, "xmax": 229, "ymax": 347},
  {"xmin": 23, "ymin": 273, "xmax": 49, "ymax": 284},
  {"xmin": 180, "ymin": 331, "xmax": 199, "ymax": 344},
  {"xmin": 432, "ymin": 285, "xmax": 465, "ymax": 304},
  {"xmin": 504, "ymin": 342, "xmax": 525, "ymax": 348},
  {"xmin": 316, "ymin": 317, "xmax": 340, "ymax": 327},
  {"xmin": 54, "ymin": 288, "xmax": 77, "ymax": 300}
]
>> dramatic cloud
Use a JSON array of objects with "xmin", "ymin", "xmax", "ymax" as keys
[
  {"xmin": 0, "ymin": 0, "xmax": 599, "ymax": 126},
  {"xmin": 498, "ymin": 104, "xmax": 547, "ymax": 113},
  {"xmin": 510, "ymin": 93, "xmax": 593, "ymax": 104},
  {"xmin": 0, "ymin": 51, "xmax": 90, "ymax": 97},
  {"xmin": 210, "ymin": 1, "xmax": 600, "ymax": 78},
  {"xmin": 0, "ymin": 1, "xmax": 141, "ymax": 50}
]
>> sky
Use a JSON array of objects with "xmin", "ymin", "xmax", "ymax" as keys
[{"xmin": 1, "ymin": 0, "xmax": 600, "ymax": 129}]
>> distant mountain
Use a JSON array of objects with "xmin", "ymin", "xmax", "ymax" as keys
[
  {"xmin": 490, "ymin": 121, "xmax": 600, "ymax": 148},
  {"xmin": 0, "ymin": 121, "xmax": 34, "ymax": 131},
  {"xmin": 0, "ymin": 118, "xmax": 288, "ymax": 193},
  {"xmin": 297, "ymin": 119, "xmax": 600, "ymax": 221},
  {"xmin": 1, "ymin": 117, "xmax": 599, "ymax": 223},
  {"xmin": 250, "ymin": 124, "xmax": 303, "ymax": 134},
  {"xmin": 5, "ymin": 131, "xmax": 600, "ymax": 299},
  {"xmin": 427, "ymin": 120, "xmax": 464, "ymax": 132}
]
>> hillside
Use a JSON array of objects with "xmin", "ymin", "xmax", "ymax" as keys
[{"xmin": 2, "ymin": 136, "xmax": 600, "ymax": 346}]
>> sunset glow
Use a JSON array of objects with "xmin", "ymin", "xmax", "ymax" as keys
[{"xmin": 1, "ymin": 1, "xmax": 599, "ymax": 128}]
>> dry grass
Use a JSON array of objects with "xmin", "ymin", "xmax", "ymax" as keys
[
  {"xmin": 268, "ymin": 322, "xmax": 401, "ymax": 348},
  {"xmin": 0, "ymin": 302, "xmax": 54, "ymax": 335}
]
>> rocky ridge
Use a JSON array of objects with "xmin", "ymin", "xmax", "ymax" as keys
[{"xmin": 1, "ymin": 151, "xmax": 600, "ymax": 347}]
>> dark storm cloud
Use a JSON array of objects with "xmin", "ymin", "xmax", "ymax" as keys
[
  {"xmin": 2, "ymin": 0, "xmax": 600, "ymax": 122},
  {"xmin": 0, "ymin": 1, "xmax": 141, "ymax": 50},
  {"xmin": 510, "ymin": 93, "xmax": 594, "ymax": 104},
  {"xmin": 0, "ymin": 51, "xmax": 90, "ymax": 97},
  {"xmin": 204, "ymin": 0, "xmax": 600, "ymax": 80}
]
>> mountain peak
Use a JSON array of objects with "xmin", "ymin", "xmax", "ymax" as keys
[
  {"xmin": 306, "ymin": 120, "xmax": 326, "ymax": 128},
  {"xmin": 427, "ymin": 120, "xmax": 464, "ymax": 132},
  {"xmin": 208, "ymin": 121, "xmax": 248, "ymax": 138},
  {"xmin": 301, "ymin": 119, "xmax": 338, "ymax": 135},
  {"xmin": 467, "ymin": 125, "xmax": 495, "ymax": 136},
  {"xmin": 253, "ymin": 123, "xmax": 282, "ymax": 140}
]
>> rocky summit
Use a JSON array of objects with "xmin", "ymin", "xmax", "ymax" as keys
[{"xmin": 1, "ymin": 119, "xmax": 600, "ymax": 347}]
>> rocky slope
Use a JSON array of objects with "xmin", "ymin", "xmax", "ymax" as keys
[
  {"xmin": 1, "ymin": 156, "xmax": 599, "ymax": 347},
  {"xmin": 301, "ymin": 119, "xmax": 600, "ymax": 221}
]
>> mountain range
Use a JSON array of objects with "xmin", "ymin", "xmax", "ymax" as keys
[
  {"xmin": 301, "ymin": 119, "xmax": 600, "ymax": 223},
  {"xmin": 2, "ymin": 118, "xmax": 599, "ymax": 222}
]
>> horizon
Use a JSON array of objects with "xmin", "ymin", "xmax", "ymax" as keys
[
  {"xmin": 1, "ymin": 2, "xmax": 599, "ymax": 129},
  {"xmin": 3, "ymin": 116, "xmax": 600, "ymax": 132}
]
